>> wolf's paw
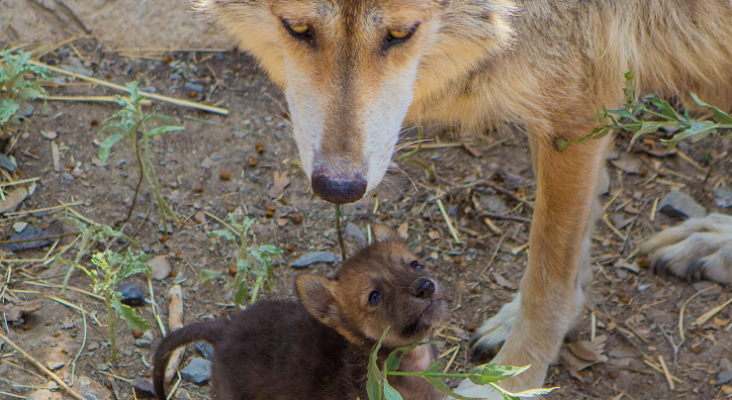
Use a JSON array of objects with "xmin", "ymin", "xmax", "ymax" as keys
[
  {"xmin": 469, "ymin": 293, "xmax": 522, "ymax": 360},
  {"xmin": 640, "ymin": 213, "xmax": 732, "ymax": 283}
]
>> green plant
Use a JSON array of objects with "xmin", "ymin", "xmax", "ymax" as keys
[
  {"xmin": 364, "ymin": 327, "xmax": 558, "ymax": 400},
  {"xmin": 200, "ymin": 214, "xmax": 282, "ymax": 309},
  {"xmin": 76, "ymin": 249, "xmax": 152, "ymax": 361},
  {"xmin": 556, "ymin": 71, "xmax": 732, "ymax": 152},
  {"xmin": 97, "ymin": 81, "xmax": 184, "ymax": 233},
  {"xmin": 0, "ymin": 51, "xmax": 50, "ymax": 138}
]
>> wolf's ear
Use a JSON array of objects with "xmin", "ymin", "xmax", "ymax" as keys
[
  {"xmin": 371, "ymin": 224, "xmax": 402, "ymax": 243},
  {"xmin": 296, "ymin": 274, "xmax": 341, "ymax": 328}
]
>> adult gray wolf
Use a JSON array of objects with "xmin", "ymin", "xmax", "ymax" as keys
[{"xmin": 193, "ymin": 0, "xmax": 732, "ymax": 397}]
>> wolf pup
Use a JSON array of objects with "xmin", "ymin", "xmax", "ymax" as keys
[
  {"xmin": 153, "ymin": 225, "xmax": 447, "ymax": 400},
  {"xmin": 193, "ymin": 1, "xmax": 732, "ymax": 396}
]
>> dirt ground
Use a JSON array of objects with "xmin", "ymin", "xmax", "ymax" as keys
[{"xmin": 1, "ymin": 39, "xmax": 731, "ymax": 400}]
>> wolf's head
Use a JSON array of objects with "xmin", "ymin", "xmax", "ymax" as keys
[{"xmin": 195, "ymin": 0, "xmax": 516, "ymax": 203}]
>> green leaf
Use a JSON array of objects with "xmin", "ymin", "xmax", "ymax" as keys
[
  {"xmin": 385, "ymin": 343, "xmax": 429, "ymax": 373},
  {"xmin": 467, "ymin": 364, "xmax": 530, "ymax": 385},
  {"xmin": 383, "ymin": 381, "xmax": 404, "ymax": 400},
  {"xmin": 690, "ymin": 92, "xmax": 732, "ymax": 124},
  {"xmin": 0, "ymin": 99, "xmax": 20, "ymax": 125},
  {"xmin": 210, "ymin": 229, "xmax": 237, "ymax": 242},
  {"xmin": 111, "ymin": 296, "xmax": 151, "ymax": 332},
  {"xmin": 421, "ymin": 375, "xmax": 476, "ymax": 400},
  {"xmin": 647, "ymin": 97, "xmax": 681, "ymax": 121},
  {"xmin": 629, "ymin": 122, "xmax": 662, "ymax": 146},
  {"xmin": 663, "ymin": 121, "xmax": 717, "ymax": 149},
  {"xmin": 232, "ymin": 284, "xmax": 249, "ymax": 307},
  {"xmin": 257, "ymin": 245, "xmax": 282, "ymax": 256},
  {"xmin": 199, "ymin": 269, "xmax": 223, "ymax": 285},
  {"xmin": 148, "ymin": 125, "xmax": 185, "ymax": 137},
  {"xmin": 367, "ymin": 327, "xmax": 390, "ymax": 400}
]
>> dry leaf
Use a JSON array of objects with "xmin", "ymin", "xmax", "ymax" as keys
[
  {"xmin": 2, "ymin": 299, "xmax": 43, "ymax": 322},
  {"xmin": 491, "ymin": 273, "xmax": 517, "ymax": 290},
  {"xmin": 268, "ymin": 171, "xmax": 291, "ymax": 198},
  {"xmin": 722, "ymin": 385, "xmax": 732, "ymax": 395},
  {"xmin": 277, "ymin": 217, "xmax": 289, "ymax": 227},
  {"xmin": 194, "ymin": 211, "xmax": 206, "ymax": 225},
  {"xmin": 560, "ymin": 335, "xmax": 608, "ymax": 381},
  {"xmin": 714, "ymin": 316, "xmax": 731, "ymax": 327},
  {"xmin": 427, "ymin": 231, "xmax": 440, "ymax": 240},
  {"xmin": 398, "ymin": 222, "xmax": 409, "ymax": 239}
]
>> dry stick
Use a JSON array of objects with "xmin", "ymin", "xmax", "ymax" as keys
[
  {"xmin": 0, "ymin": 331, "xmax": 86, "ymax": 400},
  {"xmin": 483, "ymin": 181, "xmax": 535, "ymax": 210},
  {"xmin": 657, "ymin": 325, "xmax": 681, "ymax": 366},
  {"xmin": 4, "ymin": 201, "xmax": 84, "ymax": 217},
  {"xmin": 679, "ymin": 287, "xmax": 712, "ymax": 342},
  {"xmin": 436, "ymin": 198, "xmax": 461, "ymax": 242},
  {"xmin": 41, "ymin": 95, "xmax": 152, "ymax": 105},
  {"xmin": 0, "ymin": 177, "xmax": 39, "ymax": 188},
  {"xmin": 478, "ymin": 234, "xmax": 506, "ymax": 278},
  {"xmin": 694, "ymin": 297, "xmax": 732, "ymax": 327},
  {"xmin": 22, "ymin": 59, "xmax": 229, "ymax": 116},
  {"xmin": 658, "ymin": 355, "xmax": 674, "ymax": 390},
  {"xmin": 479, "ymin": 213, "xmax": 531, "ymax": 224},
  {"xmin": 164, "ymin": 285, "xmax": 185, "ymax": 383}
]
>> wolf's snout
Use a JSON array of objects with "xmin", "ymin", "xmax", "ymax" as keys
[
  {"xmin": 311, "ymin": 169, "xmax": 367, "ymax": 204},
  {"xmin": 414, "ymin": 278, "xmax": 436, "ymax": 299}
]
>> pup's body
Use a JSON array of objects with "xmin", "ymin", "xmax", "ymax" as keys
[
  {"xmin": 193, "ymin": 0, "xmax": 732, "ymax": 397},
  {"xmin": 153, "ymin": 226, "xmax": 446, "ymax": 400}
]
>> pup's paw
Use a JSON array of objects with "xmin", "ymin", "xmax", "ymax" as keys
[
  {"xmin": 469, "ymin": 293, "xmax": 522, "ymax": 360},
  {"xmin": 453, "ymin": 379, "xmax": 505, "ymax": 400},
  {"xmin": 639, "ymin": 213, "xmax": 732, "ymax": 283}
]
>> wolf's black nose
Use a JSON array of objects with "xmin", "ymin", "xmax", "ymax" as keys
[
  {"xmin": 311, "ymin": 172, "xmax": 367, "ymax": 204},
  {"xmin": 414, "ymin": 278, "xmax": 435, "ymax": 299}
]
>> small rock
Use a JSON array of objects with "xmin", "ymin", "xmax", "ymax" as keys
[
  {"xmin": 149, "ymin": 256, "xmax": 171, "ymax": 280},
  {"xmin": 76, "ymin": 375, "xmax": 113, "ymax": 400},
  {"xmin": 291, "ymin": 252, "xmax": 340, "ymax": 268},
  {"xmin": 46, "ymin": 358, "xmax": 65, "ymax": 370},
  {"xmin": 41, "ymin": 130, "xmax": 57, "ymax": 140},
  {"xmin": 479, "ymin": 195, "xmax": 509, "ymax": 214},
  {"xmin": 448, "ymin": 205, "xmax": 458, "ymax": 216},
  {"xmin": 714, "ymin": 188, "xmax": 732, "ymax": 208},
  {"xmin": 482, "ymin": 295, "xmax": 494, "ymax": 304},
  {"xmin": 158, "ymin": 222, "xmax": 174, "ymax": 235},
  {"xmin": 196, "ymin": 342, "xmax": 214, "ymax": 360},
  {"xmin": 345, "ymin": 223, "xmax": 366, "ymax": 247},
  {"xmin": 91, "ymin": 157, "xmax": 107, "ymax": 167},
  {"xmin": 637, "ymin": 284, "xmax": 650, "ymax": 292},
  {"xmin": 13, "ymin": 221, "xmax": 28, "ymax": 233},
  {"xmin": 2, "ymin": 220, "xmax": 64, "ymax": 252},
  {"xmin": 0, "ymin": 153, "xmax": 17, "ymax": 172},
  {"xmin": 58, "ymin": 49, "xmax": 70, "ymax": 59},
  {"xmin": 612, "ymin": 214, "xmax": 634, "ymax": 230},
  {"xmin": 26, "ymin": 389, "xmax": 62, "ymax": 400},
  {"xmin": 200, "ymin": 157, "xmax": 214, "ymax": 170},
  {"xmin": 610, "ymin": 152, "xmax": 642, "ymax": 174},
  {"xmin": 135, "ymin": 330, "xmax": 154, "ymax": 347},
  {"xmin": 718, "ymin": 370, "xmax": 732, "ymax": 385},
  {"xmin": 184, "ymin": 83, "xmax": 204, "ymax": 93},
  {"xmin": 62, "ymin": 172, "xmax": 75, "ymax": 181},
  {"xmin": 0, "ymin": 187, "xmax": 28, "ymax": 214},
  {"xmin": 115, "ymin": 159, "xmax": 127, "ymax": 168},
  {"xmin": 132, "ymin": 378, "xmax": 155, "ymax": 394},
  {"xmin": 181, "ymin": 358, "xmax": 212, "ymax": 383},
  {"xmin": 721, "ymin": 358, "xmax": 732, "ymax": 371},
  {"xmin": 616, "ymin": 269, "xmax": 629, "ymax": 280},
  {"xmin": 117, "ymin": 281, "xmax": 145, "ymax": 307},
  {"xmin": 692, "ymin": 282, "xmax": 722, "ymax": 297},
  {"xmin": 18, "ymin": 103, "xmax": 34, "ymax": 117},
  {"xmin": 658, "ymin": 190, "xmax": 706, "ymax": 219}
]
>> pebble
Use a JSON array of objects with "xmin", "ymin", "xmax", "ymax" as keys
[
  {"xmin": 77, "ymin": 375, "xmax": 113, "ymax": 400},
  {"xmin": 0, "ymin": 153, "xmax": 17, "ymax": 172},
  {"xmin": 158, "ymin": 222, "xmax": 174, "ymax": 235},
  {"xmin": 13, "ymin": 221, "xmax": 28, "ymax": 233},
  {"xmin": 718, "ymin": 370, "xmax": 732, "ymax": 385},
  {"xmin": 132, "ymin": 378, "xmax": 155, "ymax": 394},
  {"xmin": 184, "ymin": 83, "xmax": 204, "ymax": 93},
  {"xmin": 135, "ymin": 330, "xmax": 154, "ymax": 347},
  {"xmin": 610, "ymin": 152, "xmax": 642, "ymax": 174},
  {"xmin": 692, "ymin": 281, "xmax": 722, "ymax": 297},
  {"xmin": 345, "ymin": 223, "xmax": 366, "ymax": 247},
  {"xmin": 149, "ymin": 256, "xmax": 171, "ymax": 280},
  {"xmin": 479, "ymin": 195, "xmax": 509, "ymax": 214},
  {"xmin": 482, "ymin": 295, "xmax": 494, "ymax": 304},
  {"xmin": 115, "ymin": 159, "xmax": 127, "ymax": 168},
  {"xmin": 616, "ymin": 269, "xmax": 629, "ymax": 280},
  {"xmin": 658, "ymin": 190, "xmax": 706, "ymax": 219},
  {"xmin": 196, "ymin": 341, "xmax": 214, "ymax": 360},
  {"xmin": 46, "ymin": 359, "xmax": 65, "ymax": 370},
  {"xmin": 62, "ymin": 172, "xmax": 75, "ymax": 181},
  {"xmin": 291, "ymin": 252, "xmax": 340, "ymax": 268},
  {"xmin": 41, "ymin": 130, "xmax": 57, "ymax": 140},
  {"xmin": 181, "ymin": 358, "xmax": 212, "ymax": 383},
  {"xmin": 714, "ymin": 188, "xmax": 732, "ymax": 208},
  {"xmin": 117, "ymin": 281, "xmax": 145, "ymax": 307},
  {"xmin": 18, "ymin": 103, "xmax": 34, "ymax": 117},
  {"xmin": 26, "ymin": 389, "xmax": 62, "ymax": 400},
  {"xmin": 58, "ymin": 49, "xmax": 70, "ymax": 59},
  {"xmin": 200, "ymin": 157, "xmax": 214, "ymax": 170},
  {"xmin": 170, "ymin": 74, "xmax": 181, "ymax": 81},
  {"xmin": 2, "ymin": 225, "xmax": 54, "ymax": 252}
]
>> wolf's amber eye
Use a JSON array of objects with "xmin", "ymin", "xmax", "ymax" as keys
[
  {"xmin": 410, "ymin": 260, "xmax": 422, "ymax": 270},
  {"xmin": 282, "ymin": 20, "xmax": 313, "ymax": 41},
  {"xmin": 368, "ymin": 291, "xmax": 381, "ymax": 305},
  {"xmin": 382, "ymin": 24, "xmax": 418, "ymax": 54}
]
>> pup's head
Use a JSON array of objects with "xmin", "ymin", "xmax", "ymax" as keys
[
  {"xmin": 295, "ymin": 225, "xmax": 448, "ymax": 348},
  {"xmin": 194, "ymin": 0, "xmax": 517, "ymax": 203}
]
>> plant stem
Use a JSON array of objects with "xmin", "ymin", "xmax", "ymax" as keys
[
  {"xmin": 106, "ymin": 291, "xmax": 117, "ymax": 362},
  {"xmin": 387, "ymin": 371, "xmax": 472, "ymax": 379},
  {"xmin": 334, "ymin": 204, "xmax": 346, "ymax": 261}
]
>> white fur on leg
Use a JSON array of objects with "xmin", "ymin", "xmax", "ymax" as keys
[
  {"xmin": 639, "ymin": 213, "xmax": 732, "ymax": 283},
  {"xmin": 472, "ymin": 293, "xmax": 522, "ymax": 351}
]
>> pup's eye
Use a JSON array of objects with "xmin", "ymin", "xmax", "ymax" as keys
[
  {"xmin": 410, "ymin": 260, "xmax": 422, "ymax": 270},
  {"xmin": 382, "ymin": 24, "xmax": 418, "ymax": 53},
  {"xmin": 368, "ymin": 291, "xmax": 381, "ymax": 305},
  {"xmin": 282, "ymin": 20, "xmax": 313, "ymax": 41}
]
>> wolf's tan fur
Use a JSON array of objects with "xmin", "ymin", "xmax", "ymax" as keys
[{"xmin": 194, "ymin": 0, "xmax": 732, "ymax": 396}]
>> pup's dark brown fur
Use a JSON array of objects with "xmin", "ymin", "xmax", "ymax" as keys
[{"xmin": 153, "ymin": 225, "xmax": 447, "ymax": 400}]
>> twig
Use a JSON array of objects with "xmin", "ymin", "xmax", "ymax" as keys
[
  {"xmin": 203, "ymin": 211, "xmax": 239, "ymax": 237},
  {"xmin": 22, "ymin": 59, "xmax": 229, "ymax": 115},
  {"xmin": 3, "ymin": 201, "xmax": 84, "ymax": 217},
  {"xmin": 40, "ymin": 95, "xmax": 152, "ymax": 105},
  {"xmin": 479, "ymin": 234, "xmax": 506, "ymax": 278},
  {"xmin": 602, "ymin": 215, "xmax": 627, "ymax": 241},
  {"xmin": 69, "ymin": 303, "xmax": 88, "ymax": 386},
  {"xmin": 164, "ymin": 285, "xmax": 184, "ymax": 383},
  {"xmin": 479, "ymin": 213, "xmax": 531, "ymax": 224},
  {"xmin": 679, "ymin": 287, "xmax": 712, "ymax": 343},
  {"xmin": 483, "ymin": 181, "xmax": 534, "ymax": 210},
  {"xmin": 0, "ymin": 331, "xmax": 86, "ymax": 400},
  {"xmin": 658, "ymin": 355, "xmax": 674, "ymax": 390},
  {"xmin": 147, "ymin": 274, "xmax": 166, "ymax": 337},
  {"xmin": 0, "ymin": 177, "xmax": 39, "ymax": 188},
  {"xmin": 650, "ymin": 197, "xmax": 660, "ymax": 222},
  {"xmin": 436, "ymin": 198, "xmax": 461, "ymax": 242},
  {"xmin": 694, "ymin": 297, "xmax": 732, "ymax": 327}
]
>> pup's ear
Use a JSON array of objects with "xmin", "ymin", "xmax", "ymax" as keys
[
  {"xmin": 372, "ymin": 224, "xmax": 402, "ymax": 243},
  {"xmin": 296, "ymin": 274, "xmax": 341, "ymax": 328}
]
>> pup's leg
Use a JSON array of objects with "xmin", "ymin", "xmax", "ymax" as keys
[
  {"xmin": 458, "ymin": 124, "xmax": 612, "ymax": 397},
  {"xmin": 640, "ymin": 213, "xmax": 732, "ymax": 282}
]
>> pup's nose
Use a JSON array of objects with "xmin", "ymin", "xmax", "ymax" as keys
[
  {"xmin": 311, "ymin": 171, "xmax": 367, "ymax": 204},
  {"xmin": 414, "ymin": 278, "xmax": 435, "ymax": 299}
]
